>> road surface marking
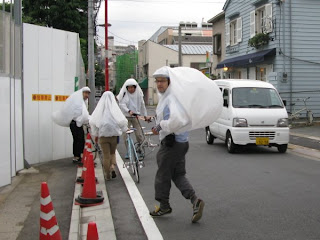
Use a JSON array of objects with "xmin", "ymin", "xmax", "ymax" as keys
[{"xmin": 116, "ymin": 151, "xmax": 163, "ymax": 240}]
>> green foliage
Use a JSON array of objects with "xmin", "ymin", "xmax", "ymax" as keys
[
  {"xmin": 248, "ymin": 33, "xmax": 269, "ymax": 49},
  {"xmin": 0, "ymin": 3, "xmax": 12, "ymax": 13},
  {"xmin": 115, "ymin": 51, "xmax": 138, "ymax": 94},
  {"xmin": 95, "ymin": 64, "xmax": 105, "ymax": 88}
]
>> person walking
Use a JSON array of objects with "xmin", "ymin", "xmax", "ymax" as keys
[
  {"xmin": 52, "ymin": 87, "xmax": 91, "ymax": 164},
  {"xmin": 117, "ymin": 79, "xmax": 150, "ymax": 157},
  {"xmin": 90, "ymin": 91, "xmax": 128, "ymax": 180},
  {"xmin": 149, "ymin": 66, "xmax": 223, "ymax": 223}
]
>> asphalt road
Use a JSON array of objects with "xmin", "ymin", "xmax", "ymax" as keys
[{"xmin": 114, "ymin": 118, "xmax": 320, "ymax": 240}]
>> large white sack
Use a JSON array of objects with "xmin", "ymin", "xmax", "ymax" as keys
[
  {"xmin": 90, "ymin": 91, "xmax": 128, "ymax": 137},
  {"xmin": 52, "ymin": 87, "xmax": 90, "ymax": 127},
  {"xmin": 154, "ymin": 66, "xmax": 223, "ymax": 137}
]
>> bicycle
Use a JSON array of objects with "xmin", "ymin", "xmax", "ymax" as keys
[
  {"xmin": 134, "ymin": 116, "xmax": 159, "ymax": 160},
  {"xmin": 84, "ymin": 125, "xmax": 103, "ymax": 162},
  {"xmin": 288, "ymin": 97, "xmax": 314, "ymax": 125},
  {"xmin": 123, "ymin": 128, "xmax": 143, "ymax": 183}
]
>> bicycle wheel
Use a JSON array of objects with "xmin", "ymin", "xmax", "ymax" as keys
[
  {"xmin": 307, "ymin": 111, "xmax": 314, "ymax": 124},
  {"xmin": 134, "ymin": 158, "xmax": 140, "ymax": 183},
  {"xmin": 134, "ymin": 142, "xmax": 145, "ymax": 160},
  {"xmin": 129, "ymin": 146, "xmax": 136, "ymax": 175}
]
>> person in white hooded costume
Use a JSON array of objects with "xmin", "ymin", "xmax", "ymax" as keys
[
  {"xmin": 52, "ymin": 87, "xmax": 91, "ymax": 163},
  {"xmin": 117, "ymin": 79, "xmax": 150, "ymax": 155},
  {"xmin": 149, "ymin": 66, "xmax": 223, "ymax": 223},
  {"xmin": 90, "ymin": 91, "xmax": 128, "ymax": 180}
]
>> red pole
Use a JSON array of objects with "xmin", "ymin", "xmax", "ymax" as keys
[{"xmin": 105, "ymin": 0, "xmax": 109, "ymax": 91}]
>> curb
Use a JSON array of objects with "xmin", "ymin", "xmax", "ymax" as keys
[
  {"xmin": 68, "ymin": 160, "xmax": 117, "ymax": 240},
  {"xmin": 289, "ymin": 144, "xmax": 320, "ymax": 161},
  {"xmin": 290, "ymin": 132, "xmax": 320, "ymax": 142}
]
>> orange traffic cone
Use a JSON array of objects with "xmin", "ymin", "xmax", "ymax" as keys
[
  {"xmin": 86, "ymin": 222, "xmax": 99, "ymax": 240},
  {"xmin": 39, "ymin": 182, "xmax": 62, "ymax": 240},
  {"xmin": 76, "ymin": 147, "xmax": 98, "ymax": 184},
  {"xmin": 76, "ymin": 142, "xmax": 92, "ymax": 183},
  {"xmin": 75, "ymin": 153, "xmax": 104, "ymax": 207},
  {"xmin": 83, "ymin": 133, "xmax": 92, "ymax": 163}
]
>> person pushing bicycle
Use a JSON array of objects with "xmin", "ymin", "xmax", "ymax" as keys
[{"xmin": 117, "ymin": 79, "xmax": 151, "ymax": 157}]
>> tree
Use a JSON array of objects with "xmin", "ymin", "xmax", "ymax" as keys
[
  {"xmin": 95, "ymin": 64, "xmax": 105, "ymax": 88},
  {"xmin": 0, "ymin": 3, "xmax": 12, "ymax": 13}
]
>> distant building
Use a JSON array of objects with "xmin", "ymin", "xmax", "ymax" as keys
[
  {"xmin": 208, "ymin": 11, "xmax": 226, "ymax": 79},
  {"xmin": 219, "ymin": 0, "xmax": 320, "ymax": 116},
  {"xmin": 150, "ymin": 22, "xmax": 213, "ymax": 46},
  {"xmin": 96, "ymin": 37, "xmax": 136, "ymax": 92},
  {"xmin": 138, "ymin": 40, "xmax": 212, "ymax": 105}
]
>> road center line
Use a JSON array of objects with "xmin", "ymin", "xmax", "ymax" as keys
[{"xmin": 116, "ymin": 151, "xmax": 163, "ymax": 240}]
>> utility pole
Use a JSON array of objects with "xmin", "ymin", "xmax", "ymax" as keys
[
  {"xmin": 88, "ymin": 0, "xmax": 96, "ymax": 113},
  {"xmin": 105, "ymin": 0, "xmax": 109, "ymax": 91},
  {"xmin": 178, "ymin": 25, "xmax": 182, "ymax": 66}
]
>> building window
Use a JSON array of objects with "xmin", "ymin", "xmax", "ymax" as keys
[
  {"xmin": 213, "ymin": 34, "xmax": 221, "ymax": 55},
  {"xmin": 230, "ymin": 20, "xmax": 237, "ymax": 46},
  {"xmin": 250, "ymin": 3, "xmax": 273, "ymax": 38},
  {"xmin": 226, "ymin": 17, "xmax": 242, "ymax": 47}
]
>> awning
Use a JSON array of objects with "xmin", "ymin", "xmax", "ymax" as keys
[
  {"xmin": 139, "ymin": 77, "xmax": 148, "ymax": 89},
  {"xmin": 217, "ymin": 48, "xmax": 276, "ymax": 69}
]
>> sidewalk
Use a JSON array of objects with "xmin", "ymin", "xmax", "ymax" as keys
[
  {"xmin": 290, "ymin": 125, "xmax": 320, "ymax": 140},
  {"xmin": 0, "ymin": 158, "xmax": 77, "ymax": 240},
  {"xmin": 289, "ymin": 125, "xmax": 320, "ymax": 160}
]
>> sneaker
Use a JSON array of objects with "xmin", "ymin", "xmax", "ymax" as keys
[
  {"xmin": 150, "ymin": 206, "xmax": 172, "ymax": 217},
  {"xmin": 192, "ymin": 199, "xmax": 205, "ymax": 223},
  {"xmin": 111, "ymin": 170, "xmax": 117, "ymax": 179},
  {"xmin": 72, "ymin": 158, "xmax": 81, "ymax": 164}
]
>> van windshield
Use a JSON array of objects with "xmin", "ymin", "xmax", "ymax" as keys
[{"xmin": 232, "ymin": 87, "xmax": 284, "ymax": 108}]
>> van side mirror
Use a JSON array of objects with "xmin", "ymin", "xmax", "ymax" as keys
[
  {"xmin": 283, "ymin": 100, "xmax": 287, "ymax": 106},
  {"xmin": 223, "ymin": 99, "xmax": 228, "ymax": 107}
]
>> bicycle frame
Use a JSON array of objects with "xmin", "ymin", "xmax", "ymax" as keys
[
  {"xmin": 126, "ymin": 133, "xmax": 139, "ymax": 167},
  {"xmin": 288, "ymin": 97, "xmax": 313, "ymax": 124}
]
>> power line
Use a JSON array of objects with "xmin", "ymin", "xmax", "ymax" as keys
[
  {"xmin": 108, "ymin": 30, "xmax": 138, "ymax": 43},
  {"xmin": 107, "ymin": 20, "xmax": 177, "ymax": 24},
  {"xmin": 109, "ymin": 0, "xmax": 228, "ymax": 3}
]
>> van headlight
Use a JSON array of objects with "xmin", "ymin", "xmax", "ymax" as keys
[
  {"xmin": 233, "ymin": 118, "xmax": 248, "ymax": 127},
  {"xmin": 277, "ymin": 118, "xmax": 288, "ymax": 127}
]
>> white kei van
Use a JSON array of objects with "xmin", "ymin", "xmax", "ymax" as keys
[{"xmin": 206, "ymin": 79, "xmax": 289, "ymax": 153}]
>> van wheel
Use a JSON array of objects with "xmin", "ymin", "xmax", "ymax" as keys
[
  {"xmin": 277, "ymin": 144, "xmax": 288, "ymax": 153},
  {"xmin": 226, "ymin": 132, "xmax": 237, "ymax": 153},
  {"xmin": 206, "ymin": 127, "xmax": 214, "ymax": 145}
]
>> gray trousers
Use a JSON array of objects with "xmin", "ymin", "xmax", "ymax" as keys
[{"xmin": 155, "ymin": 140, "xmax": 195, "ymax": 209}]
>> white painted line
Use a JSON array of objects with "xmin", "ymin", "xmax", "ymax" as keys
[
  {"xmin": 116, "ymin": 151, "xmax": 163, "ymax": 240},
  {"xmin": 68, "ymin": 167, "xmax": 82, "ymax": 240}
]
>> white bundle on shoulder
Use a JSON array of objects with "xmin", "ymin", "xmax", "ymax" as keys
[
  {"xmin": 90, "ymin": 91, "xmax": 128, "ymax": 137},
  {"xmin": 52, "ymin": 87, "xmax": 90, "ymax": 127},
  {"xmin": 153, "ymin": 66, "xmax": 223, "ymax": 138}
]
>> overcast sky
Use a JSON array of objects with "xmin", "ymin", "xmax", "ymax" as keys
[{"xmin": 96, "ymin": 0, "xmax": 225, "ymax": 46}]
